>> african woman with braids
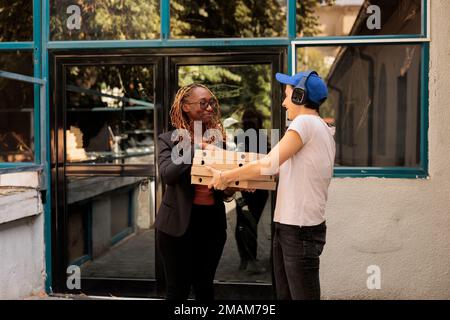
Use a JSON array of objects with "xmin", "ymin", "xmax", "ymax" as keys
[{"xmin": 155, "ymin": 83, "xmax": 231, "ymax": 300}]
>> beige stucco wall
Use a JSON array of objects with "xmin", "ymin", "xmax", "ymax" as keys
[
  {"xmin": 0, "ymin": 171, "xmax": 45, "ymax": 299},
  {"xmin": 321, "ymin": 0, "xmax": 450, "ymax": 299}
]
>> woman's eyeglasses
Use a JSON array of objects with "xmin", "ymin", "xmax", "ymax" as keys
[{"xmin": 185, "ymin": 98, "xmax": 218, "ymax": 110}]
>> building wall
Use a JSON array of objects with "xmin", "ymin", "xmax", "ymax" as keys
[
  {"xmin": 321, "ymin": 0, "xmax": 450, "ymax": 299},
  {"xmin": 0, "ymin": 171, "xmax": 45, "ymax": 299}
]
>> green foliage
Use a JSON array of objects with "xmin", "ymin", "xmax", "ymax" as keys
[
  {"xmin": 50, "ymin": 0, "xmax": 160, "ymax": 40},
  {"xmin": 170, "ymin": 0, "xmax": 287, "ymax": 38},
  {"xmin": 297, "ymin": 47, "xmax": 332, "ymax": 77},
  {"xmin": 178, "ymin": 64, "xmax": 272, "ymax": 129},
  {"xmin": 297, "ymin": 0, "xmax": 335, "ymax": 37},
  {"xmin": 0, "ymin": 0, "xmax": 33, "ymax": 41},
  {"xmin": 296, "ymin": 47, "xmax": 336, "ymax": 119},
  {"xmin": 67, "ymin": 65, "xmax": 154, "ymax": 107}
]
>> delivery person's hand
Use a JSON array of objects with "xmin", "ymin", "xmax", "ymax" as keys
[
  {"xmin": 205, "ymin": 166, "xmax": 228, "ymax": 190},
  {"xmin": 199, "ymin": 142, "xmax": 223, "ymax": 151}
]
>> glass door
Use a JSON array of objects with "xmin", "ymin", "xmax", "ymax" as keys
[
  {"xmin": 51, "ymin": 53, "xmax": 164, "ymax": 296},
  {"xmin": 51, "ymin": 48, "xmax": 285, "ymax": 299}
]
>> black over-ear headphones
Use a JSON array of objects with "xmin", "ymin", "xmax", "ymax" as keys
[{"xmin": 291, "ymin": 70, "xmax": 318, "ymax": 106}]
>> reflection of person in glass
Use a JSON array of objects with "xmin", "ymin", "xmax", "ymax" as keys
[
  {"xmin": 206, "ymin": 71, "xmax": 335, "ymax": 300},
  {"xmin": 234, "ymin": 108, "xmax": 269, "ymax": 274},
  {"xmin": 155, "ymin": 83, "xmax": 232, "ymax": 300}
]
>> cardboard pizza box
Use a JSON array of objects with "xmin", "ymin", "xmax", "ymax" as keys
[
  {"xmin": 194, "ymin": 149, "xmax": 265, "ymax": 163},
  {"xmin": 191, "ymin": 175, "xmax": 277, "ymax": 191},
  {"xmin": 191, "ymin": 164, "xmax": 275, "ymax": 182}
]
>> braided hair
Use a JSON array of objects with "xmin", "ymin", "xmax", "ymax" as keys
[{"xmin": 169, "ymin": 83, "xmax": 225, "ymax": 143}]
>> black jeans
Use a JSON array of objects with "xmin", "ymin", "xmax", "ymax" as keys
[
  {"xmin": 273, "ymin": 221, "xmax": 326, "ymax": 300},
  {"xmin": 156, "ymin": 204, "xmax": 226, "ymax": 300}
]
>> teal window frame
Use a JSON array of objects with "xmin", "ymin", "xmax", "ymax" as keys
[{"xmin": 0, "ymin": 0, "xmax": 430, "ymax": 292}]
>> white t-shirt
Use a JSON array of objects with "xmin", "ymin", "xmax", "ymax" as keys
[{"xmin": 274, "ymin": 115, "xmax": 336, "ymax": 227}]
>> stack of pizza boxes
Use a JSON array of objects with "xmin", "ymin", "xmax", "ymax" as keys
[
  {"xmin": 191, "ymin": 149, "xmax": 276, "ymax": 190},
  {"xmin": 66, "ymin": 126, "xmax": 87, "ymax": 162}
]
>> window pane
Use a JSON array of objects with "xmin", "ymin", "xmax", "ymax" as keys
[
  {"xmin": 50, "ymin": 0, "xmax": 160, "ymax": 40},
  {"xmin": 0, "ymin": 51, "xmax": 34, "ymax": 162},
  {"xmin": 296, "ymin": 44, "xmax": 422, "ymax": 167},
  {"xmin": 0, "ymin": 0, "xmax": 33, "ymax": 41},
  {"xmin": 65, "ymin": 65, "xmax": 155, "ymax": 165},
  {"xmin": 297, "ymin": 0, "xmax": 422, "ymax": 37},
  {"xmin": 171, "ymin": 0, "xmax": 287, "ymax": 38}
]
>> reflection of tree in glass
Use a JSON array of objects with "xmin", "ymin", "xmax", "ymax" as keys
[
  {"xmin": 171, "ymin": 0, "xmax": 287, "ymax": 38},
  {"xmin": 297, "ymin": 48, "xmax": 333, "ymax": 78},
  {"xmin": 50, "ymin": 0, "xmax": 160, "ymax": 40},
  {"xmin": 178, "ymin": 64, "xmax": 272, "ymax": 130},
  {"xmin": 297, "ymin": 0, "xmax": 335, "ymax": 37},
  {"xmin": 0, "ymin": 0, "xmax": 32, "ymax": 41},
  {"xmin": 296, "ymin": 47, "xmax": 335, "ymax": 119},
  {"xmin": 48, "ymin": 0, "xmax": 335, "ymax": 40},
  {"xmin": 67, "ymin": 65, "xmax": 154, "ymax": 106}
]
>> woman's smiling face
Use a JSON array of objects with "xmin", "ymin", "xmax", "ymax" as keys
[{"xmin": 182, "ymin": 87, "xmax": 216, "ymax": 124}]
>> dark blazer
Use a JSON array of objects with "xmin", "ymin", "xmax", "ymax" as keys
[{"xmin": 155, "ymin": 131, "xmax": 226, "ymax": 237}]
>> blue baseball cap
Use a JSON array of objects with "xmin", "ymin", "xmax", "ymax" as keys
[{"xmin": 276, "ymin": 71, "xmax": 328, "ymax": 107}]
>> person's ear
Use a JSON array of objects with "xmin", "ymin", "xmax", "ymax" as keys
[{"xmin": 181, "ymin": 103, "xmax": 190, "ymax": 113}]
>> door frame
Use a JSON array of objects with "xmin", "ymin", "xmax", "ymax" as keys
[{"xmin": 49, "ymin": 47, "xmax": 286, "ymax": 298}]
